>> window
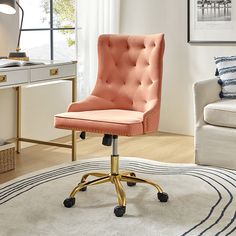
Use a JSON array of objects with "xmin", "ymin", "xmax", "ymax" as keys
[{"xmin": 20, "ymin": 0, "xmax": 76, "ymax": 60}]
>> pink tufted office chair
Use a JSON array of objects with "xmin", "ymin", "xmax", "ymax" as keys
[{"xmin": 55, "ymin": 34, "xmax": 168, "ymax": 217}]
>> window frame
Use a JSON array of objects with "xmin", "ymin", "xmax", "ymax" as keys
[{"xmin": 21, "ymin": 0, "xmax": 76, "ymax": 60}]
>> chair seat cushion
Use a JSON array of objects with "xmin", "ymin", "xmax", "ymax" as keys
[
  {"xmin": 54, "ymin": 109, "xmax": 144, "ymax": 136},
  {"xmin": 204, "ymin": 99, "xmax": 236, "ymax": 128}
]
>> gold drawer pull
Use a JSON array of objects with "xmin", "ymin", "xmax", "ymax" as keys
[
  {"xmin": 0, "ymin": 75, "xmax": 7, "ymax": 83},
  {"xmin": 50, "ymin": 68, "xmax": 59, "ymax": 76}
]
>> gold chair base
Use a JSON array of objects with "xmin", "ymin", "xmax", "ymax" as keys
[
  {"xmin": 64, "ymin": 154, "xmax": 168, "ymax": 217},
  {"xmin": 69, "ymin": 171, "xmax": 164, "ymax": 208}
]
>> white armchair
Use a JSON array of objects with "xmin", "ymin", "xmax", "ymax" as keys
[{"xmin": 194, "ymin": 78, "xmax": 236, "ymax": 170}]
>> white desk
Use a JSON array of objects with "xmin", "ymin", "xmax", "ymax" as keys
[{"xmin": 0, "ymin": 60, "xmax": 77, "ymax": 161}]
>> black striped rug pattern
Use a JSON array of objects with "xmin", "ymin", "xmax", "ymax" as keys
[{"xmin": 0, "ymin": 159, "xmax": 235, "ymax": 236}]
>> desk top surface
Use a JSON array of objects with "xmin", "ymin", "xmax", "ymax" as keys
[{"xmin": 0, "ymin": 60, "xmax": 77, "ymax": 72}]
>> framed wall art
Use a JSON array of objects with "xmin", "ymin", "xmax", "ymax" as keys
[{"xmin": 188, "ymin": 0, "xmax": 236, "ymax": 43}]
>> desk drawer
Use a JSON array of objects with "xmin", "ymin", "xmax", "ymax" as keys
[
  {"xmin": 0, "ymin": 70, "xmax": 28, "ymax": 87},
  {"xmin": 30, "ymin": 64, "xmax": 76, "ymax": 82}
]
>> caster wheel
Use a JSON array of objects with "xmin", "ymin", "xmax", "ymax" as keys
[
  {"xmin": 114, "ymin": 205, "xmax": 126, "ymax": 217},
  {"xmin": 80, "ymin": 131, "xmax": 86, "ymax": 140},
  {"xmin": 79, "ymin": 181, "xmax": 87, "ymax": 192},
  {"xmin": 63, "ymin": 197, "xmax": 75, "ymax": 208},
  {"xmin": 127, "ymin": 173, "xmax": 136, "ymax": 187},
  {"xmin": 80, "ymin": 186, "xmax": 87, "ymax": 192},
  {"xmin": 127, "ymin": 182, "xmax": 136, "ymax": 187},
  {"xmin": 158, "ymin": 192, "xmax": 169, "ymax": 202}
]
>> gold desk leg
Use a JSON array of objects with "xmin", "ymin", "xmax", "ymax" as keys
[
  {"xmin": 71, "ymin": 77, "xmax": 77, "ymax": 103},
  {"xmin": 72, "ymin": 130, "xmax": 77, "ymax": 161},
  {"xmin": 16, "ymin": 86, "xmax": 22, "ymax": 153},
  {"xmin": 71, "ymin": 77, "xmax": 77, "ymax": 162}
]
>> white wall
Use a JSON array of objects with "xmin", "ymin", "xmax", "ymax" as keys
[
  {"xmin": 120, "ymin": 0, "xmax": 236, "ymax": 135},
  {"xmin": 1, "ymin": 0, "xmax": 235, "ymax": 141},
  {"xmin": 0, "ymin": 11, "xmax": 18, "ymax": 55},
  {"xmin": 0, "ymin": 11, "xmax": 71, "ymax": 146}
]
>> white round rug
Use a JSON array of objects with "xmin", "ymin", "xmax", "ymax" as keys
[{"xmin": 0, "ymin": 157, "xmax": 235, "ymax": 236}]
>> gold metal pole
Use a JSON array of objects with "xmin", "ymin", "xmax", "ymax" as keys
[
  {"xmin": 111, "ymin": 135, "xmax": 119, "ymax": 175},
  {"xmin": 18, "ymin": 137, "xmax": 72, "ymax": 149},
  {"xmin": 16, "ymin": 86, "xmax": 22, "ymax": 153},
  {"xmin": 111, "ymin": 155, "xmax": 119, "ymax": 175},
  {"xmin": 72, "ymin": 77, "xmax": 77, "ymax": 103},
  {"xmin": 71, "ymin": 77, "xmax": 77, "ymax": 161},
  {"xmin": 72, "ymin": 130, "xmax": 77, "ymax": 161}
]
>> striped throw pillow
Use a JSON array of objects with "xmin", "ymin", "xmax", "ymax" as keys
[{"xmin": 215, "ymin": 56, "xmax": 236, "ymax": 99}]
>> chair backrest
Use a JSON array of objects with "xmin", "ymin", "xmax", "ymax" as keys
[{"xmin": 91, "ymin": 34, "xmax": 165, "ymax": 114}]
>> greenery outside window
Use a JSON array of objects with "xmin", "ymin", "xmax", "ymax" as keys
[{"xmin": 20, "ymin": 0, "xmax": 76, "ymax": 60}]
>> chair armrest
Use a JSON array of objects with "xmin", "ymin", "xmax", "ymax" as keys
[{"xmin": 193, "ymin": 78, "xmax": 221, "ymax": 127}]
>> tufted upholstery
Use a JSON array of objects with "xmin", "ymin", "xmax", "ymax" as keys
[{"xmin": 55, "ymin": 34, "xmax": 165, "ymax": 136}]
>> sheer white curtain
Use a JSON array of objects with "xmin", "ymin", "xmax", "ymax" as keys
[{"xmin": 76, "ymin": 0, "xmax": 120, "ymax": 99}]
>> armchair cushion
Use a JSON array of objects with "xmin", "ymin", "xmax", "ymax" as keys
[{"xmin": 204, "ymin": 99, "xmax": 236, "ymax": 128}]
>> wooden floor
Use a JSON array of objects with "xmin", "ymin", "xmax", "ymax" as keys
[{"xmin": 0, "ymin": 132, "xmax": 194, "ymax": 184}]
